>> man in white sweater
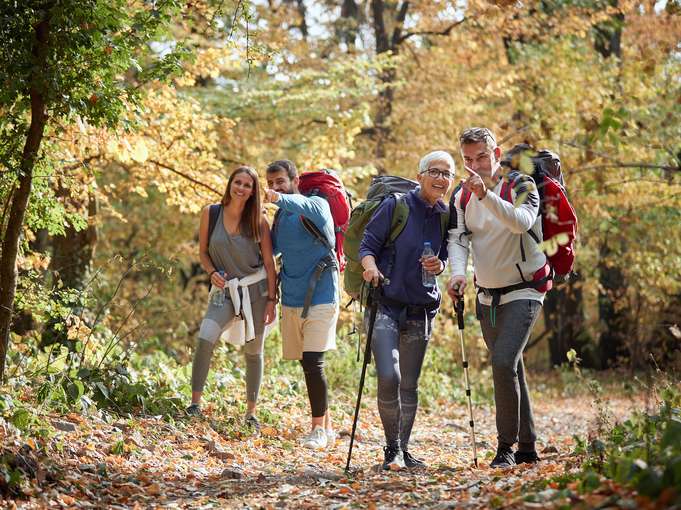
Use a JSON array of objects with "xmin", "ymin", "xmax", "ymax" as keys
[{"xmin": 447, "ymin": 127, "xmax": 550, "ymax": 468}]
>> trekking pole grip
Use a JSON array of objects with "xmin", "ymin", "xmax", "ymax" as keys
[{"xmin": 456, "ymin": 295, "xmax": 465, "ymax": 330}]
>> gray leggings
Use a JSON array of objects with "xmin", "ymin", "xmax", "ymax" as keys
[
  {"xmin": 367, "ymin": 308, "xmax": 432, "ymax": 451},
  {"xmin": 191, "ymin": 290, "xmax": 267, "ymax": 403},
  {"xmin": 479, "ymin": 299, "xmax": 541, "ymax": 451}
]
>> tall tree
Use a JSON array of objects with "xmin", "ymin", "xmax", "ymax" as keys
[{"xmin": 0, "ymin": 0, "xmax": 189, "ymax": 381}]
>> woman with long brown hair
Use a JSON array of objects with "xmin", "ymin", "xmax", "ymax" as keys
[{"xmin": 187, "ymin": 166, "xmax": 277, "ymax": 428}]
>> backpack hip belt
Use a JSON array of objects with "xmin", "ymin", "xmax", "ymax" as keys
[{"xmin": 476, "ymin": 265, "xmax": 553, "ymax": 327}]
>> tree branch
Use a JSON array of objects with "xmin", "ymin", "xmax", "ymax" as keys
[
  {"xmin": 396, "ymin": 18, "xmax": 466, "ymax": 44},
  {"xmin": 148, "ymin": 159, "xmax": 221, "ymax": 195},
  {"xmin": 525, "ymin": 328, "xmax": 550, "ymax": 351},
  {"xmin": 390, "ymin": 1, "xmax": 410, "ymax": 48},
  {"xmin": 572, "ymin": 163, "xmax": 680, "ymax": 174},
  {"xmin": 371, "ymin": 0, "xmax": 389, "ymax": 54}
]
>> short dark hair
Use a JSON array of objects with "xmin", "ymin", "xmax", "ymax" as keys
[
  {"xmin": 266, "ymin": 159, "xmax": 297, "ymax": 180},
  {"xmin": 459, "ymin": 127, "xmax": 497, "ymax": 151}
]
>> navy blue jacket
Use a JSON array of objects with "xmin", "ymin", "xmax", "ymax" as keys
[{"xmin": 358, "ymin": 189, "xmax": 448, "ymax": 321}]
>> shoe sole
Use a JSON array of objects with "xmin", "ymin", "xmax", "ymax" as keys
[
  {"xmin": 302, "ymin": 441, "xmax": 328, "ymax": 450},
  {"xmin": 387, "ymin": 460, "xmax": 405, "ymax": 471}
]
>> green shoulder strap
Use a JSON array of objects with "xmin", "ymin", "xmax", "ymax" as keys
[
  {"xmin": 387, "ymin": 196, "xmax": 409, "ymax": 244},
  {"xmin": 388, "ymin": 196, "xmax": 450, "ymax": 245}
]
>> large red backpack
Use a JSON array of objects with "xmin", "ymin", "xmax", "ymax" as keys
[
  {"xmin": 296, "ymin": 169, "xmax": 352, "ymax": 272},
  {"xmin": 458, "ymin": 146, "xmax": 577, "ymax": 279}
]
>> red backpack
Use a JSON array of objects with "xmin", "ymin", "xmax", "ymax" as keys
[
  {"xmin": 296, "ymin": 169, "xmax": 352, "ymax": 272},
  {"xmin": 458, "ymin": 147, "xmax": 577, "ymax": 279}
]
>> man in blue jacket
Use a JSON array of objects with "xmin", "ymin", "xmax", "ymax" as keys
[{"xmin": 265, "ymin": 160, "xmax": 339, "ymax": 450}]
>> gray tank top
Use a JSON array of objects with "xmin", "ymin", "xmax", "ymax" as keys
[{"xmin": 208, "ymin": 208, "xmax": 263, "ymax": 278}]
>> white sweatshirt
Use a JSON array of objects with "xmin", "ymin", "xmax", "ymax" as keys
[{"xmin": 447, "ymin": 176, "xmax": 547, "ymax": 305}]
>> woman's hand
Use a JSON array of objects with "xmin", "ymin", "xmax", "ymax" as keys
[
  {"xmin": 362, "ymin": 266, "xmax": 383, "ymax": 286},
  {"xmin": 263, "ymin": 300, "xmax": 277, "ymax": 325},
  {"xmin": 210, "ymin": 271, "xmax": 226, "ymax": 289},
  {"xmin": 421, "ymin": 255, "xmax": 443, "ymax": 275}
]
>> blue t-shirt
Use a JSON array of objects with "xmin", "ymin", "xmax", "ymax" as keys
[
  {"xmin": 272, "ymin": 193, "xmax": 338, "ymax": 307},
  {"xmin": 359, "ymin": 189, "xmax": 448, "ymax": 320}
]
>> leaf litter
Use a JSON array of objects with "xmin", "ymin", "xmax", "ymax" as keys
[{"xmin": 0, "ymin": 385, "xmax": 649, "ymax": 509}]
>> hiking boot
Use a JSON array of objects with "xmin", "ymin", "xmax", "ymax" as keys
[
  {"xmin": 186, "ymin": 403, "xmax": 202, "ymax": 417},
  {"xmin": 382, "ymin": 445, "xmax": 405, "ymax": 471},
  {"xmin": 402, "ymin": 450, "xmax": 426, "ymax": 469},
  {"xmin": 245, "ymin": 414, "xmax": 260, "ymax": 432},
  {"xmin": 302, "ymin": 426, "xmax": 327, "ymax": 450},
  {"xmin": 490, "ymin": 446, "xmax": 516, "ymax": 468},
  {"xmin": 514, "ymin": 450, "xmax": 540, "ymax": 465}
]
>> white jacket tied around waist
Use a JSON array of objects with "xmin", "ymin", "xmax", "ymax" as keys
[{"xmin": 209, "ymin": 266, "xmax": 270, "ymax": 347}]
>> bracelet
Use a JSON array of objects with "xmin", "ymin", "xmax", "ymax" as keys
[
  {"xmin": 266, "ymin": 297, "xmax": 277, "ymax": 303},
  {"xmin": 209, "ymin": 270, "xmax": 218, "ymax": 277}
]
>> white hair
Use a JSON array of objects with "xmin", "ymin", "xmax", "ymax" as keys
[{"xmin": 419, "ymin": 150, "xmax": 456, "ymax": 175}]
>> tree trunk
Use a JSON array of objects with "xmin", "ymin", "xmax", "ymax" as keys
[
  {"xmin": 40, "ymin": 191, "xmax": 98, "ymax": 350},
  {"xmin": 594, "ymin": 0, "xmax": 623, "ymax": 59},
  {"xmin": 370, "ymin": 0, "xmax": 409, "ymax": 173},
  {"xmin": 597, "ymin": 241, "xmax": 630, "ymax": 368},
  {"xmin": 543, "ymin": 276, "xmax": 595, "ymax": 367},
  {"xmin": 0, "ymin": 18, "xmax": 50, "ymax": 382},
  {"xmin": 338, "ymin": 0, "xmax": 360, "ymax": 51},
  {"xmin": 49, "ymin": 190, "xmax": 99, "ymax": 291},
  {"xmin": 10, "ymin": 228, "xmax": 49, "ymax": 337}
]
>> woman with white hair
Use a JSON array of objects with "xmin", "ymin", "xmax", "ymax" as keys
[{"xmin": 359, "ymin": 150, "xmax": 455, "ymax": 470}]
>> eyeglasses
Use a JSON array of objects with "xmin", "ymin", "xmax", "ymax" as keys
[{"xmin": 422, "ymin": 168, "xmax": 454, "ymax": 180}]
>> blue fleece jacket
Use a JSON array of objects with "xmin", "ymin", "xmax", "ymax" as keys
[
  {"xmin": 358, "ymin": 189, "xmax": 448, "ymax": 320},
  {"xmin": 272, "ymin": 193, "xmax": 338, "ymax": 308}
]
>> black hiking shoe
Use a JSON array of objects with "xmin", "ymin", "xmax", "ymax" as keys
[
  {"xmin": 514, "ymin": 450, "xmax": 540, "ymax": 465},
  {"xmin": 185, "ymin": 403, "xmax": 202, "ymax": 417},
  {"xmin": 402, "ymin": 450, "xmax": 426, "ymax": 469},
  {"xmin": 490, "ymin": 446, "xmax": 516, "ymax": 468},
  {"xmin": 382, "ymin": 445, "xmax": 405, "ymax": 471},
  {"xmin": 245, "ymin": 414, "xmax": 260, "ymax": 432}
]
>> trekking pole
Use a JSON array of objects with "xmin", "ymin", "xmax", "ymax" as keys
[
  {"xmin": 345, "ymin": 279, "xmax": 383, "ymax": 473},
  {"xmin": 456, "ymin": 294, "xmax": 479, "ymax": 468}
]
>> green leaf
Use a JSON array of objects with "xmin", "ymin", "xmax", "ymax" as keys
[
  {"xmin": 95, "ymin": 381, "xmax": 110, "ymax": 399},
  {"xmin": 661, "ymin": 418, "xmax": 681, "ymax": 449},
  {"xmin": 66, "ymin": 380, "xmax": 85, "ymax": 402},
  {"xmin": 11, "ymin": 408, "xmax": 32, "ymax": 431},
  {"xmin": 566, "ymin": 348, "xmax": 578, "ymax": 363}
]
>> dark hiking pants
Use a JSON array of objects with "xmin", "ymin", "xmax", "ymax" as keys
[{"xmin": 479, "ymin": 299, "xmax": 541, "ymax": 452}]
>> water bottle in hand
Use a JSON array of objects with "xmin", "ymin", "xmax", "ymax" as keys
[
  {"xmin": 421, "ymin": 242, "xmax": 436, "ymax": 288},
  {"xmin": 210, "ymin": 271, "xmax": 226, "ymax": 307}
]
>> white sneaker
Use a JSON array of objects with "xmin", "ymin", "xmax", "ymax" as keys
[
  {"xmin": 302, "ymin": 425, "xmax": 327, "ymax": 449},
  {"xmin": 325, "ymin": 429, "xmax": 337, "ymax": 448}
]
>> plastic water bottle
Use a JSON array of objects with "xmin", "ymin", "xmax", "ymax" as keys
[
  {"xmin": 421, "ymin": 242, "xmax": 436, "ymax": 288},
  {"xmin": 210, "ymin": 271, "xmax": 226, "ymax": 307}
]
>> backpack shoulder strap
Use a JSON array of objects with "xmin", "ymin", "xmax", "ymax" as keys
[
  {"xmin": 387, "ymin": 195, "xmax": 408, "ymax": 244},
  {"xmin": 301, "ymin": 216, "xmax": 335, "ymax": 253},
  {"xmin": 439, "ymin": 209, "xmax": 450, "ymax": 241},
  {"xmin": 461, "ymin": 187, "xmax": 473, "ymax": 213},
  {"xmin": 208, "ymin": 204, "xmax": 222, "ymax": 241},
  {"xmin": 272, "ymin": 209, "xmax": 282, "ymax": 238}
]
